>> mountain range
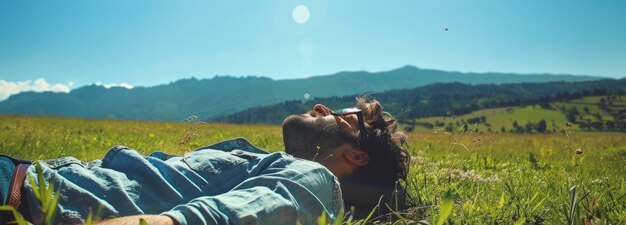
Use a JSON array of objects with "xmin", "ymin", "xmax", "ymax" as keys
[{"xmin": 0, "ymin": 65, "xmax": 609, "ymax": 121}]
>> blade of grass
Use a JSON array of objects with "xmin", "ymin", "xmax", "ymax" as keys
[
  {"xmin": 531, "ymin": 197, "xmax": 546, "ymax": 213},
  {"xmin": 332, "ymin": 210, "xmax": 345, "ymax": 225},
  {"xmin": 85, "ymin": 212, "xmax": 94, "ymax": 225},
  {"xmin": 569, "ymin": 186, "xmax": 578, "ymax": 225},
  {"xmin": 385, "ymin": 204, "xmax": 409, "ymax": 224},
  {"xmin": 27, "ymin": 174, "xmax": 40, "ymax": 200},
  {"xmin": 44, "ymin": 188, "xmax": 60, "ymax": 225},
  {"xmin": 529, "ymin": 192, "xmax": 539, "ymax": 204},
  {"xmin": 436, "ymin": 188, "xmax": 454, "ymax": 225},
  {"xmin": 317, "ymin": 210, "xmax": 327, "ymax": 225},
  {"xmin": 0, "ymin": 205, "xmax": 28, "ymax": 225},
  {"xmin": 359, "ymin": 196, "xmax": 384, "ymax": 225},
  {"xmin": 36, "ymin": 162, "xmax": 46, "ymax": 204}
]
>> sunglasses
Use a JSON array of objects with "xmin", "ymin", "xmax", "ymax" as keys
[{"xmin": 331, "ymin": 107, "xmax": 368, "ymax": 152}]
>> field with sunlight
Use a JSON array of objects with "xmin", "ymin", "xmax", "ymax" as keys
[{"xmin": 1, "ymin": 115, "xmax": 624, "ymax": 224}]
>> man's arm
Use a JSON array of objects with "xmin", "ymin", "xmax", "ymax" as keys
[{"xmin": 96, "ymin": 215, "xmax": 175, "ymax": 225}]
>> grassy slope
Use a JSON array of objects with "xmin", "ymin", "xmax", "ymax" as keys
[
  {"xmin": 555, "ymin": 95, "xmax": 626, "ymax": 122},
  {"xmin": 415, "ymin": 95, "xmax": 625, "ymax": 133},
  {"xmin": 415, "ymin": 106, "xmax": 568, "ymax": 132},
  {"xmin": 1, "ymin": 115, "xmax": 625, "ymax": 223}
]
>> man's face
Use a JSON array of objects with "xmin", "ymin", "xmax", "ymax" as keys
[{"xmin": 282, "ymin": 104, "xmax": 360, "ymax": 161}]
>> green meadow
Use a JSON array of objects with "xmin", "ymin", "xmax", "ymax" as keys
[
  {"xmin": 414, "ymin": 106, "xmax": 569, "ymax": 133},
  {"xmin": 1, "ymin": 115, "xmax": 625, "ymax": 224},
  {"xmin": 414, "ymin": 95, "xmax": 626, "ymax": 134}
]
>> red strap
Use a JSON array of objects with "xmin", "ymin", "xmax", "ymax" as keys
[{"xmin": 8, "ymin": 164, "xmax": 30, "ymax": 209}]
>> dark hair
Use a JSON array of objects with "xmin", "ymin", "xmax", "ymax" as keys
[{"xmin": 341, "ymin": 97, "xmax": 411, "ymax": 218}]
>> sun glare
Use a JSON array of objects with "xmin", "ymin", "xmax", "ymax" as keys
[{"xmin": 292, "ymin": 5, "xmax": 310, "ymax": 24}]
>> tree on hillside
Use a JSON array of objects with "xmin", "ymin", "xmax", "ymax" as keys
[
  {"xmin": 555, "ymin": 91, "xmax": 571, "ymax": 100},
  {"xmin": 467, "ymin": 117, "xmax": 481, "ymax": 124},
  {"xmin": 566, "ymin": 107, "xmax": 579, "ymax": 123},
  {"xmin": 524, "ymin": 122, "xmax": 534, "ymax": 133},
  {"xmin": 594, "ymin": 113, "xmax": 603, "ymax": 121},
  {"xmin": 445, "ymin": 124, "xmax": 453, "ymax": 132},
  {"xmin": 590, "ymin": 121, "xmax": 604, "ymax": 130},
  {"xmin": 537, "ymin": 119, "xmax": 547, "ymax": 133},
  {"xmin": 512, "ymin": 120, "xmax": 524, "ymax": 133},
  {"xmin": 599, "ymin": 97, "xmax": 607, "ymax": 110},
  {"xmin": 606, "ymin": 121, "xmax": 616, "ymax": 130},
  {"xmin": 539, "ymin": 102, "xmax": 553, "ymax": 109}
]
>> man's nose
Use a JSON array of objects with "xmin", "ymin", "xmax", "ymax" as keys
[{"xmin": 313, "ymin": 104, "xmax": 331, "ymax": 116}]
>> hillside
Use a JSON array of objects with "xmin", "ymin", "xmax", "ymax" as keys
[
  {"xmin": 412, "ymin": 94, "xmax": 625, "ymax": 133},
  {"xmin": 0, "ymin": 65, "xmax": 605, "ymax": 121},
  {"xmin": 216, "ymin": 79, "xmax": 626, "ymax": 128}
]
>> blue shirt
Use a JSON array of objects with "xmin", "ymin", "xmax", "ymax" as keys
[{"xmin": 23, "ymin": 138, "xmax": 344, "ymax": 225}]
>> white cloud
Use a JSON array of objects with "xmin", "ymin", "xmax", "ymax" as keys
[
  {"xmin": 104, "ymin": 82, "xmax": 133, "ymax": 89},
  {"xmin": 94, "ymin": 81, "xmax": 134, "ymax": 89},
  {"xmin": 0, "ymin": 78, "xmax": 71, "ymax": 101}
]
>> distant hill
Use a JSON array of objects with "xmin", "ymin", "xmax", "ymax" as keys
[
  {"xmin": 0, "ymin": 65, "xmax": 608, "ymax": 121},
  {"xmin": 215, "ymin": 79, "xmax": 626, "ymax": 126},
  {"xmin": 413, "ymin": 94, "xmax": 626, "ymax": 133}
]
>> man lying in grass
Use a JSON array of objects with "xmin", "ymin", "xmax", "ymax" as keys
[{"xmin": 0, "ymin": 97, "xmax": 410, "ymax": 225}]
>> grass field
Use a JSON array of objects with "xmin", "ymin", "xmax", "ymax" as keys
[{"xmin": 1, "ymin": 115, "xmax": 625, "ymax": 224}]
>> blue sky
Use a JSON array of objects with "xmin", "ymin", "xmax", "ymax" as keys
[{"xmin": 0, "ymin": 0, "xmax": 625, "ymax": 98}]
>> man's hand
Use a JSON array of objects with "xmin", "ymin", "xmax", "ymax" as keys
[{"xmin": 96, "ymin": 215, "xmax": 176, "ymax": 225}]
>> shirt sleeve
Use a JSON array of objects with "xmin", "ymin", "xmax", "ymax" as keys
[{"xmin": 161, "ymin": 172, "xmax": 341, "ymax": 225}]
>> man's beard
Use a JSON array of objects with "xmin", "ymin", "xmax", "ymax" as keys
[{"xmin": 282, "ymin": 115, "xmax": 353, "ymax": 161}]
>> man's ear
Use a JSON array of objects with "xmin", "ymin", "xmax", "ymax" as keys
[{"xmin": 344, "ymin": 148, "xmax": 369, "ymax": 166}]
